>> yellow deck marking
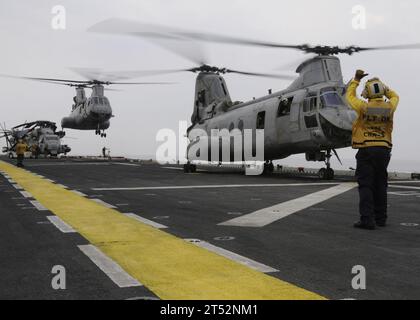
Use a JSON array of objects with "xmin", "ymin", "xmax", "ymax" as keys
[{"xmin": 0, "ymin": 161, "xmax": 325, "ymax": 300}]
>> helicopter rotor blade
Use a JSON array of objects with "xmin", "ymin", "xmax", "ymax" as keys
[
  {"xmin": 89, "ymin": 18, "xmax": 209, "ymax": 65},
  {"xmin": 0, "ymin": 74, "xmax": 89, "ymax": 84},
  {"xmin": 89, "ymin": 18, "xmax": 420, "ymax": 56}
]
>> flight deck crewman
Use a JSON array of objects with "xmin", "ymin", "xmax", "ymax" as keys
[
  {"xmin": 346, "ymin": 70, "xmax": 399, "ymax": 230},
  {"xmin": 15, "ymin": 139, "xmax": 28, "ymax": 168}
]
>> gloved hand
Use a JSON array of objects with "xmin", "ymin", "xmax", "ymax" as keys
[{"xmin": 355, "ymin": 69, "xmax": 369, "ymax": 81}]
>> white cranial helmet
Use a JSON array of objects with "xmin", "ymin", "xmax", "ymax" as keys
[{"xmin": 361, "ymin": 78, "xmax": 387, "ymax": 99}]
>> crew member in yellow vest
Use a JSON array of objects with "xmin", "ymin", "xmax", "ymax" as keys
[
  {"xmin": 15, "ymin": 139, "xmax": 28, "ymax": 168},
  {"xmin": 346, "ymin": 70, "xmax": 399, "ymax": 230}
]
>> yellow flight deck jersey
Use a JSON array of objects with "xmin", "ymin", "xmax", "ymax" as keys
[
  {"xmin": 346, "ymin": 79, "xmax": 399, "ymax": 149},
  {"xmin": 15, "ymin": 143, "xmax": 28, "ymax": 155}
]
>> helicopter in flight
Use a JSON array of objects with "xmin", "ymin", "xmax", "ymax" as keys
[
  {"xmin": 0, "ymin": 70, "xmax": 172, "ymax": 138},
  {"xmin": 0, "ymin": 120, "xmax": 71, "ymax": 158},
  {"xmin": 90, "ymin": 19, "xmax": 420, "ymax": 179}
]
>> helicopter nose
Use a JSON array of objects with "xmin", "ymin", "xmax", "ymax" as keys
[
  {"xmin": 319, "ymin": 107, "xmax": 354, "ymax": 144},
  {"xmin": 319, "ymin": 108, "xmax": 355, "ymax": 131},
  {"xmin": 91, "ymin": 105, "xmax": 112, "ymax": 120}
]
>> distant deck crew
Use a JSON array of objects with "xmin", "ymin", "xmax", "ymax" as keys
[
  {"xmin": 15, "ymin": 139, "xmax": 28, "ymax": 168},
  {"xmin": 346, "ymin": 69, "xmax": 399, "ymax": 230}
]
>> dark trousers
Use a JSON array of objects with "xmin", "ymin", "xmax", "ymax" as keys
[
  {"xmin": 356, "ymin": 147, "xmax": 391, "ymax": 225},
  {"xmin": 17, "ymin": 154, "xmax": 24, "ymax": 167}
]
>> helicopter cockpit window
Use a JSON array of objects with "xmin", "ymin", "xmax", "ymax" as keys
[
  {"xmin": 320, "ymin": 91, "xmax": 344, "ymax": 108},
  {"xmin": 277, "ymin": 97, "xmax": 293, "ymax": 117}
]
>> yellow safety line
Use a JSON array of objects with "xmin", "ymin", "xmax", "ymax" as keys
[{"xmin": 0, "ymin": 161, "xmax": 326, "ymax": 300}]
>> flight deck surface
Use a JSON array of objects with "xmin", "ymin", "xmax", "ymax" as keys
[{"xmin": 0, "ymin": 157, "xmax": 419, "ymax": 300}]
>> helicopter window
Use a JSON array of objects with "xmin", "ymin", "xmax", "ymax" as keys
[
  {"xmin": 320, "ymin": 92, "xmax": 343, "ymax": 108},
  {"xmin": 304, "ymin": 114, "xmax": 318, "ymax": 128},
  {"xmin": 277, "ymin": 97, "xmax": 293, "ymax": 117},
  {"xmin": 256, "ymin": 111, "xmax": 265, "ymax": 129},
  {"xmin": 303, "ymin": 97, "xmax": 317, "ymax": 112},
  {"xmin": 238, "ymin": 120, "xmax": 244, "ymax": 132}
]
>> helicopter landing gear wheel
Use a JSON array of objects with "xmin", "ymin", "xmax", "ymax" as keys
[
  {"xmin": 318, "ymin": 167, "xmax": 334, "ymax": 180},
  {"xmin": 319, "ymin": 149, "xmax": 335, "ymax": 180},
  {"xmin": 183, "ymin": 162, "xmax": 196, "ymax": 173},
  {"xmin": 263, "ymin": 161, "xmax": 274, "ymax": 174}
]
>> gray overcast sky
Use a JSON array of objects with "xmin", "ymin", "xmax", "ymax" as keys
[{"xmin": 1, "ymin": 0, "xmax": 419, "ymax": 171}]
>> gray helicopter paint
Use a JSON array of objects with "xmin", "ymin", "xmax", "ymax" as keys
[
  {"xmin": 61, "ymin": 84, "xmax": 113, "ymax": 131},
  {"xmin": 187, "ymin": 56, "xmax": 355, "ymax": 162},
  {"xmin": 1, "ymin": 121, "xmax": 71, "ymax": 157}
]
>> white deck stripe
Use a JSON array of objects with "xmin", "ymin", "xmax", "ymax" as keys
[
  {"xmin": 71, "ymin": 190, "xmax": 87, "ymax": 197},
  {"xmin": 91, "ymin": 198, "xmax": 117, "ymax": 208},
  {"xmin": 56, "ymin": 184, "xmax": 68, "ymax": 189},
  {"xmin": 46, "ymin": 216, "xmax": 76, "ymax": 233},
  {"xmin": 78, "ymin": 245, "xmax": 142, "ymax": 288},
  {"xmin": 113, "ymin": 162, "xmax": 141, "ymax": 167},
  {"xmin": 124, "ymin": 213, "xmax": 168, "ymax": 229},
  {"xmin": 92, "ymin": 182, "xmax": 338, "ymax": 191},
  {"xmin": 389, "ymin": 185, "xmax": 420, "ymax": 190},
  {"xmin": 185, "ymin": 239, "xmax": 278, "ymax": 273},
  {"xmin": 12, "ymin": 184, "xmax": 23, "ymax": 190},
  {"xmin": 219, "ymin": 183, "xmax": 357, "ymax": 227},
  {"xmin": 20, "ymin": 191, "xmax": 33, "ymax": 198},
  {"xmin": 30, "ymin": 200, "xmax": 48, "ymax": 211}
]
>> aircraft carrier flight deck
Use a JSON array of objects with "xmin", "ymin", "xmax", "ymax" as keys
[{"xmin": 0, "ymin": 156, "xmax": 419, "ymax": 300}]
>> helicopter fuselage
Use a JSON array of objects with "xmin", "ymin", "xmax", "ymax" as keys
[
  {"xmin": 61, "ymin": 85, "xmax": 113, "ymax": 135},
  {"xmin": 186, "ymin": 56, "xmax": 356, "ymax": 164}
]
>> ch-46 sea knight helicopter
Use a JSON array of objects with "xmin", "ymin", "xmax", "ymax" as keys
[
  {"xmin": 0, "ymin": 120, "xmax": 71, "ymax": 158},
  {"xmin": 0, "ymin": 70, "xmax": 172, "ymax": 138},
  {"xmin": 90, "ymin": 19, "xmax": 420, "ymax": 179}
]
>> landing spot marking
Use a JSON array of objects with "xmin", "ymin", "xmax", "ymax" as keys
[
  {"xmin": 47, "ymin": 216, "xmax": 76, "ymax": 233},
  {"xmin": 124, "ymin": 213, "xmax": 168, "ymax": 229},
  {"xmin": 219, "ymin": 183, "xmax": 357, "ymax": 227},
  {"xmin": 185, "ymin": 239, "xmax": 278, "ymax": 273},
  {"xmin": 78, "ymin": 245, "xmax": 142, "ymax": 288}
]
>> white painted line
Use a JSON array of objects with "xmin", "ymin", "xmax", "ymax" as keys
[
  {"xmin": 389, "ymin": 180, "xmax": 420, "ymax": 184},
  {"xmin": 219, "ymin": 183, "xmax": 357, "ymax": 227},
  {"xmin": 46, "ymin": 216, "xmax": 76, "ymax": 233},
  {"xmin": 185, "ymin": 239, "xmax": 278, "ymax": 273},
  {"xmin": 78, "ymin": 245, "xmax": 142, "ymax": 288},
  {"xmin": 45, "ymin": 179, "xmax": 55, "ymax": 183},
  {"xmin": 30, "ymin": 200, "xmax": 48, "ymax": 211},
  {"xmin": 12, "ymin": 184, "xmax": 23, "ymax": 190},
  {"xmin": 124, "ymin": 213, "xmax": 168, "ymax": 229},
  {"xmin": 7, "ymin": 179, "xmax": 15, "ymax": 183},
  {"xmin": 71, "ymin": 190, "xmax": 87, "ymax": 197},
  {"xmin": 56, "ymin": 184, "xmax": 68, "ymax": 189},
  {"xmin": 113, "ymin": 162, "xmax": 141, "ymax": 167},
  {"xmin": 91, "ymin": 198, "xmax": 117, "ymax": 209},
  {"xmin": 162, "ymin": 167, "xmax": 183, "ymax": 170},
  {"xmin": 92, "ymin": 182, "xmax": 338, "ymax": 191},
  {"xmin": 20, "ymin": 191, "xmax": 33, "ymax": 199},
  {"xmin": 389, "ymin": 185, "xmax": 420, "ymax": 190}
]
